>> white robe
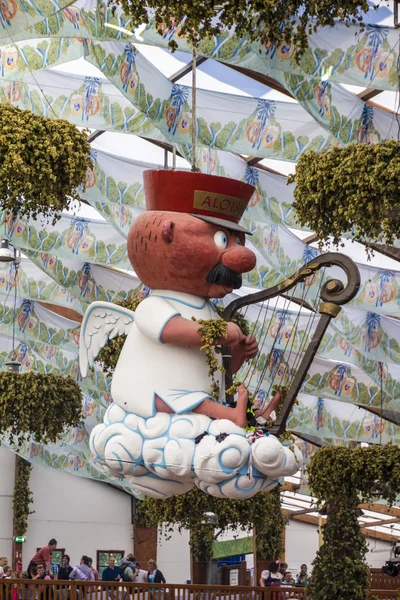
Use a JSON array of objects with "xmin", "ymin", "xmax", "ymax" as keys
[{"xmin": 111, "ymin": 290, "xmax": 224, "ymax": 418}]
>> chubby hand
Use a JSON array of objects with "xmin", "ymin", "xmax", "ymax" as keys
[
  {"xmin": 231, "ymin": 334, "xmax": 259, "ymax": 373},
  {"xmin": 223, "ymin": 322, "xmax": 246, "ymax": 346},
  {"xmin": 243, "ymin": 335, "xmax": 258, "ymax": 359}
]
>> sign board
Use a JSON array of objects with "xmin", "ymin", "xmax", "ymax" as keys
[{"xmin": 230, "ymin": 569, "xmax": 239, "ymax": 586}]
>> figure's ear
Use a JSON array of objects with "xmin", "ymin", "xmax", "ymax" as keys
[{"xmin": 162, "ymin": 220, "xmax": 175, "ymax": 243}]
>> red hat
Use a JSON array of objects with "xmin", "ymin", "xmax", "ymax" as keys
[{"xmin": 143, "ymin": 169, "xmax": 255, "ymax": 234}]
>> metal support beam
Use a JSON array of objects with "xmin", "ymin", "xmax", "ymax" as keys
[
  {"xmin": 356, "ymin": 404, "xmax": 400, "ymax": 427},
  {"xmin": 291, "ymin": 431, "xmax": 328, "ymax": 447},
  {"xmin": 303, "ymin": 233, "xmax": 319, "ymax": 245},
  {"xmin": 169, "ymin": 56, "xmax": 207, "ymax": 83},
  {"xmin": 88, "ymin": 130, "xmax": 105, "ymax": 143},
  {"xmin": 395, "ymin": 0, "xmax": 400, "ymax": 27},
  {"xmin": 361, "ymin": 517, "xmax": 400, "ymax": 529},
  {"xmin": 359, "ymin": 504, "xmax": 400, "ymax": 518},
  {"xmin": 357, "ymin": 88, "xmax": 383, "ymax": 102},
  {"xmin": 369, "ymin": 243, "xmax": 400, "ymax": 262},
  {"xmin": 288, "ymin": 512, "xmax": 394, "ymax": 543},
  {"xmin": 224, "ymin": 63, "xmax": 293, "ymax": 98}
]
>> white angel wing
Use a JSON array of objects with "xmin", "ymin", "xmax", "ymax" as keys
[{"xmin": 79, "ymin": 301, "xmax": 135, "ymax": 377}]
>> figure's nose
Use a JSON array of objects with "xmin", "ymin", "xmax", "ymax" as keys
[{"xmin": 220, "ymin": 246, "xmax": 256, "ymax": 274}]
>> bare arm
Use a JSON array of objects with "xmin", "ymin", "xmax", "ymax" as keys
[{"xmin": 160, "ymin": 315, "xmax": 245, "ymax": 347}]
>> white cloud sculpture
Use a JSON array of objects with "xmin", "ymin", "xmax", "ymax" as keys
[{"xmin": 90, "ymin": 403, "xmax": 302, "ymax": 499}]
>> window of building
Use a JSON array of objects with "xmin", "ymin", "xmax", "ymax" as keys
[{"xmin": 97, "ymin": 551, "xmax": 125, "ymax": 577}]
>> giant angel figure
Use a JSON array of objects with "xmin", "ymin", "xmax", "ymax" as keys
[{"xmin": 80, "ymin": 170, "xmax": 301, "ymax": 499}]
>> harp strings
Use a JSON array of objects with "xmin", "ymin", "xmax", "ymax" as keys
[
  {"xmin": 236, "ymin": 266, "xmax": 327, "ymax": 406},
  {"xmin": 282, "ymin": 268, "xmax": 327, "ymax": 393}
]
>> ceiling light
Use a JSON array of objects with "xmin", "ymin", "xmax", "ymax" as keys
[
  {"xmin": 5, "ymin": 360, "xmax": 21, "ymax": 373},
  {"xmin": 0, "ymin": 238, "xmax": 15, "ymax": 263}
]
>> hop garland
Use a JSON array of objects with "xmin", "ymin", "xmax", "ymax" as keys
[
  {"xmin": 307, "ymin": 445, "xmax": 400, "ymax": 600},
  {"xmin": 0, "ymin": 372, "xmax": 83, "ymax": 446},
  {"xmin": 111, "ymin": 0, "xmax": 370, "ymax": 57},
  {"xmin": 0, "ymin": 105, "xmax": 91, "ymax": 223},
  {"xmin": 193, "ymin": 317, "xmax": 227, "ymax": 399},
  {"xmin": 13, "ymin": 456, "xmax": 34, "ymax": 537},
  {"xmin": 290, "ymin": 141, "xmax": 400, "ymax": 249},
  {"xmin": 135, "ymin": 485, "xmax": 286, "ymax": 561}
]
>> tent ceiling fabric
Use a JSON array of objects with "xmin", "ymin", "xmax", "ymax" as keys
[{"xmin": 0, "ymin": 0, "xmax": 400, "ymax": 519}]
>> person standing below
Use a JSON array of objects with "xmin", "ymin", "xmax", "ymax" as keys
[
  {"xmin": 281, "ymin": 572, "xmax": 295, "ymax": 586},
  {"xmin": 295, "ymin": 564, "xmax": 308, "ymax": 587},
  {"xmin": 121, "ymin": 555, "xmax": 138, "ymax": 583},
  {"xmin": 146, "ymin": 559, "xmax": 166, "ymax": 599},
  {"xmin": 259, "ymin": 561, "xmax": 283, "ymax": 587},
  {"xmin": 58, "ymin": 555, "xmax": 73, "ymax": 581},
  {"xmin": 278, "ymin": 562, "xmax": 288, "ymax": 578},
  {"xmin": 133, "ymin": 563, "xmax": 147, "ymax": 584},
  {"xmin": 28, "ymin": 540, "xmax": 57, "ymax": 577},
  {"xmin": 101, "ymin": 557, "xmax": 121, "ymax": 583},
  {"xmin": 69, "ymin": 556, "xmax": 95, "ymax": 581},
  {"xmin": 0, "ymin": 558, "xmax": 8, "ymax": 578},
  {"xmin": 88, "ymin": 558, "xmax": 99, "ymax": 580}
]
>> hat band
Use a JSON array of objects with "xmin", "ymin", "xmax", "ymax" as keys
[{"xmin": 193, "ymin": 190, "xmax": 247, "ymax": 223}]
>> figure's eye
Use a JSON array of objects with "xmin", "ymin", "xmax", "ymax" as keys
[
  {"xmin": 236, "ymin": 236, "xmax": 242, "ymax": 246},
  {"xmin": 214, "ymin": 231, "xmax": 227, "ymax": 249}
]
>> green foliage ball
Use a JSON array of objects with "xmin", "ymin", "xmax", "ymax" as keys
[
  {"xmin": 0, "ymin": 105, "xmax": 91, "ymax": 222},
  {"xmin": 0, "ymin": 372, "xmax": 83, "ymax": 446},
  {"xmin": 290, "ymin": 141, "xmax": 400, "ymax": 248}
]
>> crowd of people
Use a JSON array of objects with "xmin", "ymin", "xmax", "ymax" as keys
[
  {"xmin": 0, "ymin": 540, "xmax": 166, "ymax": 586},
  {"xmin": 259, "ymin": 561, "xmax": 308, "ymax": 588},
  {"xmin": 2, "ymin": 540, "xmax": 306, "ymax": 590}
]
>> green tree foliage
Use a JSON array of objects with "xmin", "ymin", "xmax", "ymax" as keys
[
  {"xmin": 112, "ymin": 0, "xmax": 370, "ymax": 55},
  {"xmin": 135, "ymin": 486, "xmax": 285, "ymax": 561},
  {"xmin": 0, "ymin": 105, "xmax": 91, "ymax": 222},
  {"xmin": 290, "ymin": 141, "xmax": 400, "ymax": 248},
  {"xmin": 308, "ymin": 445, "xmax": 400, "ymax": 600},
  {"xmin": 0, "ymin": 372, "xmax": 83, "ymax": 446}
]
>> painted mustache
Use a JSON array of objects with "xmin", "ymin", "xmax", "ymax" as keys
[{"xmin": 205, "ymin": 263, "xmax": 243, "ymax": 289}]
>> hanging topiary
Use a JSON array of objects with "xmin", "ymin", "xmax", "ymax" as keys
[
  {"xmin": 0, "ymin": 104, "xmax": 91, "ymax": 223},
  {"xmin": 111, "ymin": 0, "xmax": 370, "ymax": 54},
  {"xmin": 135, "ymin": 485, "xmax": 285, "ymax": 561},
  {"xmin": 307, "ymin": 445, "xmax": 400, "ymax": 600},
  {"xmin": 290, "ymin": 141, "xmax": 400, "ymax": 249},
  {"xmin": 13, "ymin": 456, "xmax": 34, "ymax": 537},
  {"xmin": 0, "ymin": 372, "xmax": 83, "ymax": 446}
]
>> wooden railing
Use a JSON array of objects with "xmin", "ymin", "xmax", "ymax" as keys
[
  {"xmin": 370, "ymin": 568, "xmax": 400, "ymax": 591},
  {"xmin": 0, "ymin": 579, "xmax": 399, "ymax": 600},
  {"xmin": 0, "ymin": 579, "xmax": 308, "ymax": 600}
]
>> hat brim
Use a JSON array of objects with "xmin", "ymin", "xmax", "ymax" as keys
[{"xmin": 191, "ymin": 214, "xmax": 252, "ymax": 235}]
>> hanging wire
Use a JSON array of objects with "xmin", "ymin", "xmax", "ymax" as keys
[
  {"xmin": 396, "ymin": 32, "xmax": 400, "ymax": 140},
  {"xmin": 379, "ymin": 360, "xmax": 384, "ymax": 446}
]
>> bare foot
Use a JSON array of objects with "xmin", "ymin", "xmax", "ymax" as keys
[
  {"xmin": 255, "ymin": 390, "xmax": 281, "ymax": 421},
  {"xmin": 232, "ymin": 385, "xmax": 248, "ymax": 427}
]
